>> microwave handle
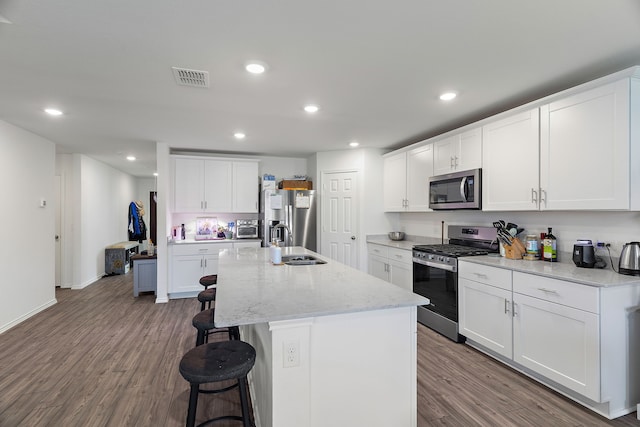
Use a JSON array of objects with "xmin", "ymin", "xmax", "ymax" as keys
[{"xmin": 459, "ymin": 177, "xmax": 468, "ymax": 202}]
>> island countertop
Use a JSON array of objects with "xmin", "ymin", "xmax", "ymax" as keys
[{"xmin": 214, "ymin": 246, "xmax": 429, "ymax": 327}]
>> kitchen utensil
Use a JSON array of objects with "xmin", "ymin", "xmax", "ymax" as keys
[
  {"xmin": 573, "ymin": 240, "xmax": 596, "ymax": 268},
  {"xmin": 388, "ymin": 231, "xmax": 405, "ymax": 241},
  {"xmin": 619, "ymin": 242, "xmax": 640, "ymax": 275}
]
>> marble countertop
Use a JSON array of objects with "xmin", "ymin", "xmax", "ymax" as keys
[
  {"xmin": 461, "ymin": 255, "xmax": 640, "ymax": 288},
  {"xmin": 214, "ymin": 246, "xmax": 430, "ymax": 327},
  {"xmin": 366, "ymin": 234, "xmax": 444, "ymax": 250}
]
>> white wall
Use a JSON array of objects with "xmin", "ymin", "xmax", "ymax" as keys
[
  {"xmin": 393, "ymin": 210, "xmax": 640, "ymax": 259},
  {"xmin": 0, "ymin": 120, "xmax": 56, "ymax": 333},
  {"xmin": 315, "ymin": 148, "xmax": 392, "ymax": 270}
]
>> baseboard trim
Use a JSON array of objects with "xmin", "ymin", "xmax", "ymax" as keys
[
  {"xmin": 0, "ymin": 298, "xmax": 57, "ymax": 334},
  {"xmin": 72, "ymin": 275, "xmax": 101, "ymax": 290}
]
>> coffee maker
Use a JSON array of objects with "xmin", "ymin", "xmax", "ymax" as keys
[
  {"xmin": 573, "ymin": 241, "xmax": 596, "ymax": 268},
  {"xmin": 573, "ymin": 240, "xmax": 605, "ymax": 268}
]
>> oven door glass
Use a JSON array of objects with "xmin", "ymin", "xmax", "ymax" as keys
[
  {"xmin": 236, "ymin": 226, "xmax": 258, "ymax": 238},
  {"xmin": 413, "ymin": 262, "xmax": 458, "ymax": 322}
]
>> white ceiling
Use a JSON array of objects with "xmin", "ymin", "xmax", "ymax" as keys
[{"xmin": 1, "ymin": 0, "xmax": 639, "ymax": 177}]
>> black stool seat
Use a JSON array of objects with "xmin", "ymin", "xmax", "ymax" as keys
[
  {"xmin": 197, "ymin": 288, "xmax": 216, "ymax": 311},
  {"xmin": 192, "ymin": 309, "xmax": 239, "ymax": 345},
  {"xmin": 179, "ymin": 340, "xmax": 256, "ymax": 384},
  {"xmin": 199, "ymin": 274, "xmax": 218, "ymax": 289},
  {"xmin": 179, "ymin": 341, "xmax": 256, "ymax": 427}
]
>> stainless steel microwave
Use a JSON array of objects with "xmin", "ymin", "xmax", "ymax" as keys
[{"xmin": 428, "ymin": 168, "xmax": 481, "ymax": 210}]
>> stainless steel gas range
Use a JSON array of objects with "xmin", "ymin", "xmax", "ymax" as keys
[{"xmin": 412, "ymin": 225, "xmax": 498, "ymax": 342}]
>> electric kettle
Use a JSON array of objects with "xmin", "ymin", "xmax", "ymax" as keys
[{"xmin": 619, "ymin": 242, "xmax": 640, "ymax": 276}]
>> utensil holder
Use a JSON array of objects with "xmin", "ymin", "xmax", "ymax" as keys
[{"xmin": 505, "ymin": 237, "xmax": 526, "ymax": 260}]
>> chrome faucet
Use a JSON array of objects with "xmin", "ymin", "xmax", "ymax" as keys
[{"xmin": 271, "ymin": 223, "xmax": 293, "ymax": 246}]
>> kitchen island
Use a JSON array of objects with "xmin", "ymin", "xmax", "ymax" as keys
[{"xmin": 214, "ymin": 246, "xmax": 429, "ymax": 427}]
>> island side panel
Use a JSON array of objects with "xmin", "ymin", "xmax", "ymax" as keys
[
  {"xmin": 241, "ymin": 322, "xmax": 274, "ymax": 427},
  {"xmin": 308, "ymin": 306, "xmax": 418, "ymax": 427},
  {"xmin": 241, "ymin": 307, "xmax": 418, "ymax": 427}
]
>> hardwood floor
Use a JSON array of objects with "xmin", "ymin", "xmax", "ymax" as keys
[{"xmin": 0, "ymin": 273, "xmax": 638, "ymax": 426}]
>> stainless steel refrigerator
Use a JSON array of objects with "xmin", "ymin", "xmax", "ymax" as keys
[{"xmin": 260, "ymin": 189, "xmax": 317, "ymax": 251}]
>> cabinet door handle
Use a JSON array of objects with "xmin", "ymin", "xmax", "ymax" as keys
[
  {"xmin": 531, "ymin": 188, "xmax": 538, "ymax": 205},
  {"xmin": 204, "ymin": 259, "xmax": 207, "ymax": 267},
  {"xmin": 473, "ymin": 272, "xmax": 488, "ymax": 279},
  {"xmin": 454, "ymin": 155, "xmax": 459, "ymax": 168},
  {"xmin": 537, "ymin": 287, "xmax": 558, "ymax": 294},
  {"xmin": 200, "ymin": 259, "xmax": 203, "ymax": 268},
  {"xmin": 540, "ymin": 188, "xmax": 547, "ymax": 207},
  {"xmin": 512, "ymin": 301, "xmax": 517, "ymax": 317},
  {"xmin": 504, "ymin": 299, "xmax": 510, "ymax": 314}
]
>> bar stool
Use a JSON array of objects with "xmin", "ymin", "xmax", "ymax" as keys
[
  {"xmin": 197, "ymin": 288, "xmax": 216, "ymax": 311},
  {"xmin": 199, "ymin": 274, "xmax": 217, "ymax": 289},
  {"xmin": 179, "ymin": 340, "xmax": 256, "ymax": 427},
  {"xmin": 192, "ymin": 308, "xmax": 239, "ymax": 346}
]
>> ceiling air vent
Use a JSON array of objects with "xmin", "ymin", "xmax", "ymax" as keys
[{"xmin": 172, "ymin": 67, "xmax": 210, "ymax": 88}]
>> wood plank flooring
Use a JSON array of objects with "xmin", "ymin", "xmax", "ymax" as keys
[{"xmin": 0, "ymin": 273, "xmax": 638, "ymax": 426}]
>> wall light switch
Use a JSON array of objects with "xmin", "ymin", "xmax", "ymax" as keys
[{"xmin": 40, "ymin": 199, "xmax": 46, "ymax": 208}]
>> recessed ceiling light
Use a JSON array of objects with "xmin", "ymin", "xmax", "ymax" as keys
[
  {"xmin": 153, "ymin": 172, "xmax": 158, "ymax": 177},
  {"xmin": 349, "ymin": 141, "xmax": 359, "ymax": 147},
  {"xmin": 304, "ymin": 105, "xmax": 319, "ymax": 113},
  {"xmin": 44, "ymin": 108, "xmax": 63, "ymax": 116},
  {"xmin": 439, "ymin": 92, "xmax": 457, "ymax": 101},
  {"xmin": 245, "ymin": 62, "xmax": 266, "ymax": 74},
  {"xmin": 126, "ymin": 155, "xmax": 136, "ymax": 161},
  {"xmin": 234, "ymin": 132, "xmax": 246, "ymax": 140}
]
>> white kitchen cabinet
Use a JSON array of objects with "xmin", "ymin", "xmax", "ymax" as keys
[
  {"xmin": 482, "ymin": 108, "xmax": 540, "ymax": 211},
  {"xmin": 458, "ymin": 261, "xmax": 624, "ymax": 416},
  {"xmin": 367, "ymin": 244, "xmax": 412, "ymax": 291},
  {"xmin": 433, "ymin": 128, "xmax": 482, "ymax": 176},
  {"xmin": 383, "ymin": 144, "xmax": 433, "ymax": 212},
  {"xmin": 232, "ymin": 161, "xmax": 259, "ymax": 213},
  {"xmin": 539, "ymin": 79, "xmax": 631, "ymax": 210},
  {"xmin": 512, "ymin": 293, "xmax": 600, "ymax": 401},
  {"xmin": 459, "ymin": 263, "xmax": 513, "ymax": 358},
  {"xmin": 173, "ymin": 156, "xmax": 259, "ymax": 213},
  {"xmin": 169, "ymin": 242, "xmax": 233, "ymax": 296}
]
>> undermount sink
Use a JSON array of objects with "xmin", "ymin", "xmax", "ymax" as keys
[{"xmin": 282, "ymin": 254, "xmax": 327, "ymax": 265}]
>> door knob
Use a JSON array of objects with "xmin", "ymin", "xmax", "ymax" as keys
[{"xmin": 351, "ymin": 236, "xmax": 356, "ymax": 240}]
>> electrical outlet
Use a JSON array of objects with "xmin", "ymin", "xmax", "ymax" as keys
[{"xmin": 283, "ymin": 340, "xmax": 300, "ymax": 368}]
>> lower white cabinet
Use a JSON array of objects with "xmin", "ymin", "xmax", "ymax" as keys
[
  {"xmin": 169, "ymin": 242, "xmax": 233, "ymax": 295},
  {"xmin": 458, "ymin": 261, "xmax": 640, "ymax": 419},
  {"xmin": 367, "ymin": 243, "xmax": 412, "ymax": 291},
  {"xmin": 512, "ymin": 291, "xmax": 599, "ymax": 400},
  {"xmin": 459, "ymin": 262, "xmax": 602, "ymax": 403},
  {"xmin": 459, "ymin": 277, "xmax": 513, "ymax": 358}
]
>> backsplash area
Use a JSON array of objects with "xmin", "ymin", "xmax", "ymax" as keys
[{"xmin": 390, "ymin": 211, "xmax": 640, "ymax": 258}]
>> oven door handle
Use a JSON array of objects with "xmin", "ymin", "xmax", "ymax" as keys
[{"xmin": 413, "ymin": 258, "xmax": 456, "ymax": 272}]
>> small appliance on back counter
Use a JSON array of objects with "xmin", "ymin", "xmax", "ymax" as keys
[{"xmin": 235, "ymin": 219, "xmax": 259, "ymax": 239}]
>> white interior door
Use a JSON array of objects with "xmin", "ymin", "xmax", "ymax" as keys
[
  {"xmin": 321, "ymin": 171, "xmax": 358, "ymax": 269},
  {"xmin": 54, "ymin": 175, "xmax": 62, "ymax": 287}
]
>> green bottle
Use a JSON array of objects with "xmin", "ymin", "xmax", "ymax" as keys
[{"xmin": 543, "ymin": 227, "xmax": 557, "ymax": 262}]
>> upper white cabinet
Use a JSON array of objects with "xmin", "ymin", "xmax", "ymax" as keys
[
  {"xmin": 482, "ymin": 108, "xmax": 540, "ymax": 211},
  {"xmin": 232, "ymin": 161, "xmax": 259, "ymax": 212},
  {"xmin": 173, "ymin": 156, "xmax": 259, "ymax": 213},
  {"xmin": 433, "ymin": 128, "xmax": 482, "ymax": 176},
  {"xmin": 540, "ymin": 79, "xmax": 630, "ymax": 210},
  {"xmin": 383, "ymin": 144, "xmax": 433, "ymax": 212}
]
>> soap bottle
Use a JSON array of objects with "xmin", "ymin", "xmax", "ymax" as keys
[
  {"xmin": 543, "ymin": 227, "xmax": 557, "ymax": 262},
  {"xmin": 181, "ymin": 224, "xmax": 186, "ymax": 240}
]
